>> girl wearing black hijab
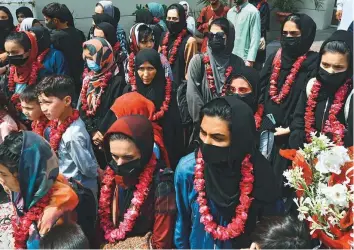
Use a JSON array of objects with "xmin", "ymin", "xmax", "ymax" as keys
[
  {"xmin": 0, "ymin": 6, "xmax": 15, "ymax": 66},
  {"xmin": 258, "ymin": 14, "xmax": 318, "ymax": 192},
  {"xmin": 187, "ymin": 17, "xmax": 245, "ymax": 124},
  {"xmin": 290, "ymin": 30, "xmax": 353, "ymax": 148},
  {"xmin": 15, "ymin": 6, "xmax": 33, "ymax": 31},
  {"xmin": 159, "ymin": 3, "xmax": 198, "ymax": 90},
  {"xmin": 124, "ymin": 48, "xmax": 183, "ymax": 168},
  {"xmin": 175, "ymin": 96, "xmax": 278, "ymax": 249}
]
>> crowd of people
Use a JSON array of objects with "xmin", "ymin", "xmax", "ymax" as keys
[{"xmin": 0, "ymin": 0, "xmax": 352, "ymax": 249}]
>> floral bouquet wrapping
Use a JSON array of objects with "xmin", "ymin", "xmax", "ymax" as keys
[{"xmin": 280, "ymin": 133, "xmax": 353, "ymax": 249}]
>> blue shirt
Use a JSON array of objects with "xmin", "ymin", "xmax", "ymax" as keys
[
  {"xmin": 38, "ymin": 48, "xmax": 69, "ymax": 79},
  {"xmin": 45, "ymin": 118, "xmax": 99, "ymax": 195},
  {"xmin": 174, "ymin": 153, "xmax": 234, "ymax": 249}
]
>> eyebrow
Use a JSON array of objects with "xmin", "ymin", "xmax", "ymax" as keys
[{"xmin": 200, "ymin": 127, "xmax": 226, "ymax": 137}]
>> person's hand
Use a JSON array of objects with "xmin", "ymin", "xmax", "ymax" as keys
[
  {"xmin": 208, "ymin": 16, "xmax": 214, "ymax": 26},
  {"xmin": 0, "ymin": 52, "xmax": 7, "ymax": 63},
  {"xmin": 0, "ymin": 66, "xmax": 7, "ymax": 75},
  {"xmin": 336, "ymin": 10, "xmax": 343, "ymax": 21},
  {"xmin": 92, "ymin": 131, "xmax": 104, "ymax": 146},
  {"xmin": 274, "ymin": 126, "xmax": 291, "ymax": 136},
  {"xmin": 259, "ymin": 37, "xmax": 266, "ymax": 50},
  {"xmin": 245, "ymin": 61, "xmax": 254, "ymax": 67},
  {"xmin": 38, "ymin": 207, "xmax": 63, "ymax": 236}
]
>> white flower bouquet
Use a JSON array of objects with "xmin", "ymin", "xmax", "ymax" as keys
[{"xmin": 280, "ymin": 133, "xmax": 353, "ymax": 249}]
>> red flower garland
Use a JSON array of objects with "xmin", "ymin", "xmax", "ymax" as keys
[
  {"xmin": 305, "ymin": 79, "xmax": 352, "ymax": 145},
  {"xmin": 48, "ymin": 109, "xmax": 80, "ymax": 152},
  {"xmin": 80, "ymin": 71, "xmax": 113, "ymax": 117},
  {"xmin": 8, "ymin": 48, "xmax": 51, "ymax": 110},
  {"xmin": 269, "ymin": 49, "xmax": 307, "ymax": 104},
  {"xmin": 153, "ymin": 17, "xmax": 160, "ymax": 24},
  {"xmin": 161, "ymin": 29, "xmax": 188, "ymax": 66},
  {"xmin": 12, "ymin": 188, "xmax": 53, "ymax": 249},
  {"xmin": 31, "ymin": 116, "xmax": 49, "ymax": 137},
  {"xmin": 128, "ymin": 53, "xmax": 172, "ymax": 121},
  {"xmin": 99, "ymin": 155, "xmax": 156, "ymax": 243},
  {"xmin": 194, "ymin": 150, "xmax": 254, "ymax": 241},
  {"xmin": 256, "ymin": 0, "xmax": 267, "ymax": 10},
  {"xmin": 254, "ymin": 104, "xmax": 264, "ymax": 130},
  {"xmin": 203, "ymin": 54, "xmax": 233, "ymax": 96},
  {"xmin": 113, "ymin": 41, "xmax": 121, "ymax": 54}
]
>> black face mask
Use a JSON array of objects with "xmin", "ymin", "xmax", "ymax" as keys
[
  {"xmin": 233, "ymin": 93, "xmax": 256, "ymax": 112},
  {"xmin": 208, "ymin": 36, "xmax": 226, "ymax": 53},
  {"xmin": 109, "ymin": 158, "xmax": 144, "ymax": 177},
  {"xmin": 0, "ymin": 20, "xmax": 11, "ymax": 30},
  {"xmin": 317, "ymin": 67, "xmax": 348, "ymax": 94},
  {"xmin": 281, "ymin": 36, "xmax": 302, "ymax": 56},
  {"xmin": 166, "ymin": 20, "xmax": 184, "ymax": 35},
  {"xmin": 200, "ymin": 140, "xmax": 229, "ymax": 164},
  {"xmin": 8, "ymin": 54, "xmax": 29, "ymax": 66}
]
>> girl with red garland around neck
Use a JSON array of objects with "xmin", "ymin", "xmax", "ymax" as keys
[
  {"xmin": 187, "ymin": 17, "xmax": 245, "ymax": 125},
  {"xmin": 290, "ymin": 30, "xmax": 353, "ymax": 148},
  {"xmin": 0, "ymin": 131, "xmax": 78, "ymax": 249},
  {"xmin": 4, "ymin": 30, "xmax": 68, "ymax": 115},
  {"xmin": 79, "ymin": 37, "xmax": 126, "ymax": 167},
  {"xmin": 258, "ymin": 14, "xmax": 318, "ymax": 195},
  {"xmin": 159, "ymin": 3, "xmax": 198, "ymax": 91},
  {"xmin": 174, "ymin": 96, "xmax": 278, "ymax": 249},
  {"xmin": 99, "ymin": 115, "xmax": 176, "ymax": 249},
  {"xmin": 123, "ymin": 48, "xmax": 183, "ymax": 169}
]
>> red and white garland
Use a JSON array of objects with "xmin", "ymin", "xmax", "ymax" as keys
[
  {"xmin": 161, "ymin": 29, "xmax": 188, "ymax": 66},
  {"xmin": 99, "ymin": 155, "xmax": 156, "ymax": 243},
  {"xmin": 128, "ymin": 53, "xmax": 172, "ymax": 121},
  {"xmin": 8, "ymin": 48, "xmax": 51, "ymax": 110},
  {"xmin": 80, "ymin": 71, "xmax": 113, "ymax": 117},
  {"xmin": 31, "ymin": 116, "xmax": 48, "ymax": 137},
  {"xmin": 305, "ymin": 79, "xmax": 352, "ymax": 145},
  {"xmin": 48, "ymin": 109, "xmax": 80, "ymax": 152},
  {"xmin": 194, "ymin": 150, "xmax": 254, "ymax": 241},
  {"xmin": 269, "ymin": 49, "xmax": 307, "ymax": 104},
  {"xmin": 254, "ymin": 104, "xmax": 264, "ymax": 131},
  {"xmin": 203, "ymin": 54, "xmax": 233, "ymax": 95},
  {"xmin": 12, "ymin": 188, "xmax": 53, "ymax": 249}
]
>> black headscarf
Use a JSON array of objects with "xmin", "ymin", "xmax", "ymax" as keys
[
  {"xmin": 136, "ymin": 9, "xmax": 154, "ymax": 24},
  {"xmin": 281, "ymin": 13, "xmax": 316, "ymax": 69},
  {"xmin": 0, "ymin": 6, "xmax": 14, "ymax": 52},
  {"xmin": 134, "ymin": 49, "xmax": 165, "ymax": 111},
  {"xmin": 166, "ymin": 4, "xmax": 187, "ymax": 38},
  {"xmin": 226, "ymin": 66, "xmax": 260, "ymax": 112},
  {"xmin": 92, "ymin": 13, "xmax": 117, "ymax": 29},
  {"xmin": 30, "ymin": 26, "xmax": 51, "ymax": 53},
  {"xmin": 204, "ymin": 96, "xmax": 278, "ymax": 219},
  {"xmin": 96, "ymin": 22, "xmax": 117, "ymax": 46},
  {"xmin": 318, "ymin": 30, "xmax": 353, "ymax": 79},
  {"xmin": 15, "ymin": 6, "xmax": 33, "ymax": 18},
  {"xmin": 113, "ymin": 6, "xmax": 120, "ymax": 24}
]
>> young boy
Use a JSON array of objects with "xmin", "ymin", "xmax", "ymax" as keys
[
  {"xmin": 20, "ymin": 85, "xmax": 48, "ymax": 137},
  {"xmin": 36, "ymin": 75, "xmax": 99, "ymax": 199}
]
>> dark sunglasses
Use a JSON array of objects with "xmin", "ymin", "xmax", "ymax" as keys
[{"xmin": 207, "ymin": 32, "xmax": 225, "ymax": 40}]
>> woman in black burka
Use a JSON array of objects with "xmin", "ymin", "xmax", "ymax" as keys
[
  {"xmin": 0, "ymin": 6, "xmax": 14, "ymax": 67},
  {"xmin": 258, "ymin": 14, "xmax": 318, "ymax": 206},
  {"xmin": 289, "ymin": 30, "xmax": 353, "ymax": 148},
  {"xmin": 124, "ymin": 48, "xmax": 183, "ymax": 168}
]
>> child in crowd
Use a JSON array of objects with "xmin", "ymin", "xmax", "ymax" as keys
[
  {"xmin": 39, "ymin": 223, "xmax": 90, "ymax": 249},
  {"xmin": 248, "ymin": 216, "xmax": 312, "ymax": 249},
  {"xmin": 36, "ymin": 75, "xmax": 99, "ymax": 200},
  {"xmin": 20, "ymin": 85, "xmax": 48, "ymax": 137},
  {"xmin": 0, "ymin": 91, "xmax": 19, "ymax": 143}
]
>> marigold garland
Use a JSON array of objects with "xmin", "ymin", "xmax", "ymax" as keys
[
  {"xmin": 12, "ymin": 188, "xmax": 53, "ymax": 249},
  {"xmin": 203, "ymin": 54, "xmax": 233, "ymax": 96},
  {"xmin": 161, "ymin": 29, "xmax": 188, "ymax": 66},
  {"xmin": 269, "ymin": 49, "xmax": 307, "ymax": 104},
  {"xmin": 254, "ymin": 104, "xmax": 264, "ymax": 130},
  {"xmin": 48, "ymin": 109, "xmax": 80, "ymax": 152},
  {"xmin": 194, "ymin": 150, "xmax": 254, "ymax": 241},
  {"xmin": 98, "ymin": 155, "xmax": 157, "ymax": 243},
  {"xmin": 305, "ymin": 79, "xmax": 352, "ymax": 145},
  {"xmin": 256, "ymin": 0, "xmax": 267, "ymax": 10}
]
